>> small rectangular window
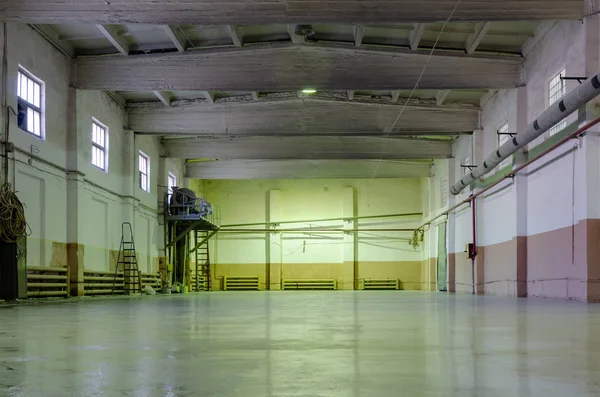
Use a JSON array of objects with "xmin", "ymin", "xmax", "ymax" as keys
[
  {"xmin": 139, "ymin": 151, "xmax": 150, "ymax": 193},
  {"xmin": 462, "ymin": 156, "xmax": 470, "ymax": 176},
  {"xmin": 497, "ymin": 122, "xmax": 511, "ymax": 170},
  {"xmin": 548, "ymin": 69, "xmax": 567, "ymax": 136},
  {"xmin": 17, "ymin": 68, "xmax": 44, "ymax": 138},
  {"xmin": 167, "ymin": 172, "xmax": 177, "ymax": 200},
  {"xmin": 91, "ymin": 119, "xmax": 109, "ymax": 171}
]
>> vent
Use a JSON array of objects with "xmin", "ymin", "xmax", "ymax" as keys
[
  {"xmin": 83, "ymin": 269, "xmax": 124, "ymax": 296},
  {"xmin": 360, "ymin": 279, "xmax": 401, "ymax": 290},
  {"xmin": 223, "ymin": 276, "xmax": 261, "ymax": 291},
  {"xmin": 27, "ymin": 266, "xmax": 69, "ymax": 298},
  {"xmin": 282, "ymin": 279, "xmax": 337, "ymax": 290}
]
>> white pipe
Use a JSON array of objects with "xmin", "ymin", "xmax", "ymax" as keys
[{"xmin": 451, "ymin": 74, "xmax": 600, "ymax": 195}]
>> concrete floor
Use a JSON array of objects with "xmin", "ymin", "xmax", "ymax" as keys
[{"xmin": 1, "ymin": 292, "xmax": 600, "ymax": 397}]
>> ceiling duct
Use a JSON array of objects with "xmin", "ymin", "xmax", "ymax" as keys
[{"xmin": 451, "ymin": 73, "xmax": 600, "ymax": 195}]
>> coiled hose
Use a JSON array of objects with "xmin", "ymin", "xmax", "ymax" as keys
[{"xmin": 0, "ymin": 183, "xmax": 29, "ymax": 242}]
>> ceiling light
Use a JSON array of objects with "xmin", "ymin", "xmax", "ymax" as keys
[{"xmin": 302, "ymin": 89, "xmax": 317, "ymax": 94}]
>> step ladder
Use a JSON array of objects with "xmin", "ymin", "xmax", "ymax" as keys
[
  {"xmin": 193, "ymin": 230, "xmax": 211, "ymax": 291},
  {"xmin": 113, "ymin": 222, "xmax": 141, "ymax": 295}
]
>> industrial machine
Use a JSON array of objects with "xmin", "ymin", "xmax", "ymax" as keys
[{"xmin": 169, "ymin": 187, "xmax": 212, "ymax": 218}]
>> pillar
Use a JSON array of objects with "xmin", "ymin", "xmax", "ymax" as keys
[
  {"xmin": 342, "ymin": 186, "xmax": 357, "ymax": 290},
  {"xmin": 515, "ymin": 86, "xmax": 529, "ymax": 297},
  {"xmin": 267, "ymin": 190, "xmax": 282, "ymax": 290}
]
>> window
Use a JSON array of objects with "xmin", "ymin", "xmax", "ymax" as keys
[
  {"xmin": 167, "ymin": 172, "xmax": 177, "ymax": 201},
  {"xmin": 17, "ymin": 68, "xmax": 44, "ymax": 138},
  {"xmin": 139, "ymin": 151, "xmax": 150, "ymax": 192},
  {"xmin": 497, "ymin": 122, "xmax": 511, "ymax": 170},
  {"xmin": 548, "ymin": 69, "xmax": 567, "ymax": 136},
  {"xmin": 462, "ymin": 156, "xmax": 470, "ymax": 176},
  {"xmin": 91, "ymin": 119, "xmax": 109, "ymax": 171}
]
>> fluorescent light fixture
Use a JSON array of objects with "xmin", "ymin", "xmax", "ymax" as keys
[{"xmin": 302, "ymin": 88, "xmax": 317, "ymax": 94}]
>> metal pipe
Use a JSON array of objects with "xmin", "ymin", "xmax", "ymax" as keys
[
  {"xmin": 220, "ymin": 212, "xmax": 422, "ymax": 228},
  {"xmin": 471, "ymin": 198, "xmax": 477, "ymax": 295},
  {"xmin": 452, "ymin": 73, "xmax": 600, "ymax": 195},
  {"xmin": 218, "ymin": 228, "xmax": 414, "ymax": 233},
  {"xmin": 420, "ymin": 116, "xmax": 600, "ymax": 230}
]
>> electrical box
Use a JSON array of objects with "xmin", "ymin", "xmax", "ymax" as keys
[
  {"xmin": 0, "ymin": 238, "xmax": 27, "ymax": 300},
  {"xmin": 465, "ymin": 243, "xmax": 476, "ymax": 259}
]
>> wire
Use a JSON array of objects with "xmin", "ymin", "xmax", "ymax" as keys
[
  {"xmin": 372, "ymin": 0, "xmax": 463, "ymax": 178},
  {"xmin": 0, "ymin": 183, "xmax": 30, "ymax": 242}
]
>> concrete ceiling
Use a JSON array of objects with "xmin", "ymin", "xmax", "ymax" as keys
[
  {"xmin": 0, "ymin": 1, "xmax": 584, "ymax": 24},
  {"xmin": 24, "ymin": 5, "xmax": 583, "ymax": 178}
]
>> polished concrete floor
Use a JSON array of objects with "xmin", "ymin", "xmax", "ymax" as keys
[{"xmin": 1, "ymin": 292, "xmax": 600, "ymax": 396}]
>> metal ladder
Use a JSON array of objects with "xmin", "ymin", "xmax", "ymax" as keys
[
  {"xmin": 114, "ymin": 222, "xmax": 141, "ymax": 295},
  {"xmin": 194, "ymin": 230, "xmax": 211, "ymax": 291}
]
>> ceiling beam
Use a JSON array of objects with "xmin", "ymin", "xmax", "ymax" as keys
[
  {"xmin": 73, "ymin": 43, "xmax": 523, "ymax": 91},
  {"xmin": 347, "ymin": 91, "xmax": 355, "ymax": 100},
  {"xmin": 465, "ymin": 22, "xmax": 492, "ymax": 55},
  {"xmin": 153, "ymin": 91, "xmax": 172, "ymax": 106},
  {"xmin": 436, "ymin": 90, "xmax": 451, "ymax": 106},
  {"xmin": 251, "ymin": 91, "xmax": 260, "ymax": 100},
  {"xmin": 409, "ymin": 24, "xmax": 426, "ymax": 51},
  {"xmin": 0, "ymin": 1, "xmax": 583, "ymax": 24},
  {"xmin": 391, "ymin": 90, "xmax": 401, "ymax": 103},
  {"xmin": 226, "ymin": 25, "xmax": 243, "ymax": 47},
  {"xmin": 96, "ymin": 24, "xmax": 129, "ymax": 55},
  {"xmin": 166, "ymin": 136, "xmax": 452, "ymax": 160},
  {"xmin": 186, "ymin": 160, "xmax": 433, "ymax": 179},
  {"xmin": 128, "ymin": 97, "xmax": 480, "ymax": 136},
  {"xmin": 164, "ymin": 25, "xmax": 187, "ymax": 52},
  {"xmin": 354, "ymin": 25, "xmax": 365, "ymax": 47},
  {"xmin": 522, "ymin": 21, "xmax": 558, "ymax": 57},
  {"xmin": 29, "ymin": 24, "xmax": 75, "ymax": 58}
]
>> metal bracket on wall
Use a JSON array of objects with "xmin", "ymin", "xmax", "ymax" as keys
[{"xmin": 561, "ymin": 76, "xmax": 588, "ymax": 84}]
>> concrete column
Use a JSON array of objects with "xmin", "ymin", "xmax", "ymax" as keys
[
  {"xmin": 515, "ymin": 86, "xmax": 529, "ymax": 297},
  {"xmin": 65, "ymin": 88, "xmax": 86, "ymax": 296},
  {"xmin": 267, "ymin": 190, "xmax": 282, "ymax": 290},
  {"xmin": 342, "ymin": 186, "xmax": 357, "ymax": 290},
  {"xmin": 472, "ymin": 129, "xmax": 485, "ymax": 295}
]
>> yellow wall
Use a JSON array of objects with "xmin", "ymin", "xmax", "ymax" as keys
[{"xmin": 191, "ymin": 178, "xmax": 427, "ymax": 290}]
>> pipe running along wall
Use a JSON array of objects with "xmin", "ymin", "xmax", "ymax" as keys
[{"xmin": 451, "ymin": 73, "xmax": 600, "ymax": 195}]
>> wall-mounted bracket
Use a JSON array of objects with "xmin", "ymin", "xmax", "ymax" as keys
[{"xmin": 562, "ymin": 76, "xmax": 588, "ymax": 84}]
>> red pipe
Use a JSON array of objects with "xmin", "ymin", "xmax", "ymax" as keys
[{"xmin": 420, "ymin": 116, "xmax": 600, "ymax": 230}]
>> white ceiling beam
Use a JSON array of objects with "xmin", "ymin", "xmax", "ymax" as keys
[
  {"xmin": 251, "ymin": 91, "xmax": 260, "ymax": 100},
  {"xmin": 391, "ymin": 90, "xmax": 401, "ymax": 103},
  {"xmin": 480, "ymin": 89, "xmax": 498, "ymax": 108},
  {"xmin": 203, "ymin": 91, "xmax": 215, "ymax": 103},
  {"xmin": 186, "ymin": 160, "xmax": 433, "ymax": 179},
  {"xmin": 164, "ymin": 25, "xmax": 187, "ymax": 52},
  {"xmin": 96, "ymin": 24, "xmax": 129, "ymax": 55},
  {"xmin": 2, "ymin": 1, "xmax": 583, "ymax": 24},
  {"xmin": 165, "ymin": 136, "xmax": 453, "ymax": 160},
  {"xmin": 347, "ymin": 90, "xmax": 355, "ymax": 100},
  {"xmin": 522, "ymin": 21, "xmax": 558, "ymax": 57},
  {"xmin": 436, "ymin": 90, "xmax": 451, "ymax": 106},
  {"xmin": 409, "ymin": 24, "xmax": 425, "ymax": 51},
  {"xmin": 354, "ymin": 25, "xmax": 365, "ymax": 47},
  {"xmin": 226, "ymin": 25, "xmax": 242, "ymax": 47},
  {"xmin": 153, "ymin": 91, "xmax": 172, "ymax": 106},
  {"xmin": 128, "ymin": 97, "xmax": 480, "ymax": 136},
  {"xmin": 74, "ymin": 43, "xmax": 523, "ymax": 91},
  {"xmin": 465, "ymin": 22, "xmax": 492, "ymax": 55},
  {"xmin": 29, "ymin": 24, "xmax": 75, "ymax": 58}
]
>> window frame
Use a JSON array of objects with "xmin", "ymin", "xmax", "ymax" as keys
[
  {"xmin": 17, "ymin": 66, "xmax": 45, "ymax": 139},
  {"xmin": 497, "ymin": 121, "xmax": 511, "ymax": 170},
  {"xmin": 167, "ymin": 172, "xmax": 177, "ymax": 200},
  {"xmin": 548, "ymin": 69, "xmax": 567, "ymax": 136},
  {"xmin": 91, "ymin": 118, "xmax": 109, "ymax": 172},
  {"xmin": 139, "ymin": 151, "xmax": 150, "ymax": 193}
]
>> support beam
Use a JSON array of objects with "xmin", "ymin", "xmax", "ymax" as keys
[
  {"xmin": 287, "ymin": 25, "xmax": 305, "ymax": 44},
  {"xmin": 74, "ymin": 43, "xmax": 523, "ymax": 91},
  {"xmin": 354, "ymin": 25, "xmax": 365, "ymax": 47},
  {"xmin": 391, "ymin": 90, "xmax": 401, "ymax": 103},
  {"xmin": 29, "ymin": 24, "xmax": 75, "ymax": 58},
  {"xmin": 153, "ymin": 91, "xmax": 172, "ymax": 106},
  {"xmin": 186, "ymin": 160, "xmax": 433, "ymax": 179},
  {"xmin": 203, "ymin": 91, "xmax": 214, "ymax": 103},
  {"xmin": 0, "ymin": 1, "xmax": 583, "ymax": 24},
  {"xmin": 128, "ymin": 98, "xmax": 480, "ymax": 136},
  {"xmin": 226, "ymin": 25, "xmax": 242, "ymax": 47},
  {"xmin": 96, "ymin": 24, "xmax": 129, "ymax": 55},
  {"xmin": 409, "ymin": 23, "xmax": 426, "ymax": 51},
  {"xmin": 164, "ymin": 25, "xmax": 187, "ymax": 52},
  {"xmin": 436, "ymin": 90, "xmax": 451, "ymax": 106},
  {"xmin": 251, "ymin": 91, "xmax": 260, "ymax": 100},
  {"xmin": 522, "ymin": 21, "xmax": 558, "ymax": 57},
  {"xmin": 164, "ymin": 136, "xmax": 453, "ymax": 160},
  {"xmin": 465, "ymin": 22, "xmax": 492, "ymax": 55},
  {"xmin": 347, "ymin": 90, "xmax": 355, "ymax": 100}
]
